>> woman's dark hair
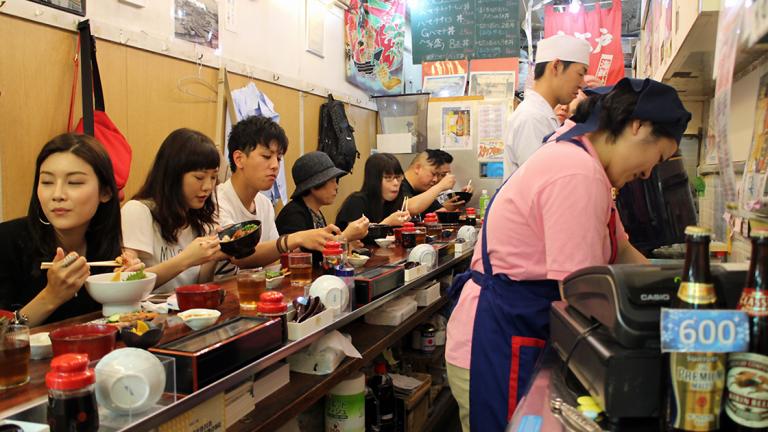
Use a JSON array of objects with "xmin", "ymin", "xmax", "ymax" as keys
[
  {"xmin": 571, "ymin": 84, "xmax": 678, "ymax": 143},
  {"xmin": 28, "ymin": 133, "xmax": 122, "ymax": 261},
  {"xmin": 227, "ymin": 115, "xmax": 288, "ymax": 172},
  {"xmin": 134, "ymin": 128, "xmax": 220, "ymax": 243},
  {"xmin": 341, "ymin": 153, "xmax": 403, "ymax": 222}
]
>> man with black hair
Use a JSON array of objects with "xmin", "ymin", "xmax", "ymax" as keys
[
  {"xmin": 217, "ymin": 116, "xmax": 339, "ymax": 270},
  {"xmin": 402, "ymin": 149, "xmax": 472, "ymax": 218},
  {"xmin": 503, "ymin": 34, "xmax": 591, "ymax": 179}
]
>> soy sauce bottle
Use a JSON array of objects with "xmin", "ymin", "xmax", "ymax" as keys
[{"xmin": 46, "ymin": 353, "xmax": 98, "ymax": 432}]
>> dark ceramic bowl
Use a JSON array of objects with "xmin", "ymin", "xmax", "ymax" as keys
[
  {"xmin": 446, "ymin": 191, "xmax": 473, "ymax": 204},
  {"xmin": 436, "ymin": 211, "xmax": 461, "ymax": 224},
  {"xmin": 175, "ymin": 284, "xmax": 225, "ymax": 311},
  {"xmin": 219, "ymin": 220, "xmax": 261, "ymax": 259},
  {"xmin": 49, "ymin": 324, "xmax": 117, "ymax": 361},
  {"xmin": 363, "ymin": 224, "xmax": 394, "ymax": 246},
  {"xmin": 120, "ymin": 322, "xmax": 165, "ymax": 349}
]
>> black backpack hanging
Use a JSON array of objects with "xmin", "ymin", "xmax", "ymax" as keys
[{"xmin": 318, "ymin": 94, "xmax": 359, "ymax": 173}]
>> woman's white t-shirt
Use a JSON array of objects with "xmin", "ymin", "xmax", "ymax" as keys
[{"xmin": 121, "ymin": 200, "xmax": 201, "ymax": 293}]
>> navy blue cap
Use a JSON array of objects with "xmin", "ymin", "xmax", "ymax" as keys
[{"xmin": 559, "ymin": 78, "xmax": 691, "ymax": 144}]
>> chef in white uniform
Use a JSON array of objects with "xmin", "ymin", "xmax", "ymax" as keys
[{"xmin": 503, "ymin": 34, "xmax": 592, "ymax": 179}]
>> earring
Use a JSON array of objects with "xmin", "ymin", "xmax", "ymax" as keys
[{"xmin": 38, "ymin": 215, "xmax": 51, "ymax": 226}]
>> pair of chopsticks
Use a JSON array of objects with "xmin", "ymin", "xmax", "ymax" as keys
[
  {"xmin": 401, "ymin": 196, "xmax": 409, "ymax": 213},
  {"xmin": 40, "ymin": 260, "xmax": 121, "ymax": 270}
]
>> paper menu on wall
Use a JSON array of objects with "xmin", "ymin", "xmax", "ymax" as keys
[{"xmin": 476, "ymin": 101, "xmax": 507, "ymax": 161}]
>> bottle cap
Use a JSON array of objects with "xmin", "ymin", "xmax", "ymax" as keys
[
  {"xmin": 466, "ymin": 208, "xmax": 476, "ymax": 215},
  {"xmin": 482, "ymin": 189, "xmax": 488, "ymax": 194},
  {"xmin": 322, "ymin": 241, "xmax": 343, "ymax": 256},
  {"xmin": 424, "ymin": 213, "xmax": 438, "ymax": 223},
  {"xmin": 684, "ymin": 226, "xmax": 711, "ymax": 236},
  {"xmin": 403, "ymin": 222, "xmax": 415, "ymax": 232},
  {"xmin": 46, "ymin": 353, "xmax": 95, "ymax": 391}
]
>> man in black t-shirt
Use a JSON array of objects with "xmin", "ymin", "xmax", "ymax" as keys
[{"xmin": 402, "ymin": 150, "xmax": 473, "ymax": 220}]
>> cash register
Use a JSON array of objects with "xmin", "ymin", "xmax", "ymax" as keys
[{"xmin": 549, "ymin": 263, "xmax": 746, "ymax": 420}]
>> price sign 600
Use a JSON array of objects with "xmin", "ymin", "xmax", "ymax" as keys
[{"xmin": 661, "ymin": 308, "xmax": 750, "ymax": 353}]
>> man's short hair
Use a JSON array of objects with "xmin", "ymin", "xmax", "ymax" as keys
[
  {"xmin": 533, "ymin": 60, "xmax": 574, "ymax": 80},
  {"xmin": 227, "ymin": 115, "xmax": 288, "ymax": 172},
  {"xmin": 425, "ymin": 149, "xmax": 453, "ymax": 166}
]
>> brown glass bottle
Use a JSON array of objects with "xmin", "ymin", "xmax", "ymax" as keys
[
  {"xmin": 722, "ymin": 229, "xmax": 768, "ymax": 431},
  {"xmin": 663, "ymin": 226, "xmax": 726, "ymax": 432}
]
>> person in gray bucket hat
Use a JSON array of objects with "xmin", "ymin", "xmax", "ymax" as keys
[{"xmin": 276, "ymin": 151, "xmax": 369, "ymax": 263}]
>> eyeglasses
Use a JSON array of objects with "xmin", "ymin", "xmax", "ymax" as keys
[
  {"xmin": 433, "ymin": 171, "xmax": 450, "ymax": 180},
  {"xmin": 383, "ymin": 174, "xmax": 404, "ymax": 183}
]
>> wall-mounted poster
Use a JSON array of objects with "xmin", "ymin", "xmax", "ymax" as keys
[
  {"xmin": 306, "ymin": 0, "xmax": 325, "ymax": 58},
  {"xmin": 422, "ymin": 74, "xmax": 467, "ymax": 97},
  {"xmin": 476, "ymin": 101, "xmax": 507, "ymax": 161},
  {"xmin": 28, "ymin": 0, "xmax": 85, "ymax": 16},
  {"xmin": 469, "ymin": 71, "xmax": 516, "ymax": 99},
  {"xmin": 739, "ymin": 72, "xmax": 768, "ymax": 212},
  {"xmin": 441, "ymin": 107, "xmax": 472, "ymax": 150},
  {"xmin": 344, "ymin": 0, "xmax": 406, "ymax": 96},
  {"xmin": 174, "ymin": 0, "xmax": 220, "ymax": 49}
]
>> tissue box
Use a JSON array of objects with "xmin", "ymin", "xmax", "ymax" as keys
[
  {"xmin": 286, "ymin": 332, "xmax": 358, "ymax": 375},
  {"xmin": 287, "ymin": 308, "xmax": 334, "ymax": 341},
  {"xmin": 412, "ymin": 281, "xmax": 440, "ymax": 307},
  {"xmin": 365, "ymin": 296, "xmax": 418, "ymax": 326}
]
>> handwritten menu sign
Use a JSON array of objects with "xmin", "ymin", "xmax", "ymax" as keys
[{"xmin": 410, "ymin": 0, "xmax": 520, "ymax": 64}]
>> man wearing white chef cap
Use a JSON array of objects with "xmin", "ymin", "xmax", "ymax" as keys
[{"xmin": 503, "ymin": 34, "xmax": 591, "ymax": 179}]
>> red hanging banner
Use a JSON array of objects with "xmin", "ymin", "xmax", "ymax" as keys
[{"xmin": 543, "ymin": 0, "xmax": 624, "ymax": 85}]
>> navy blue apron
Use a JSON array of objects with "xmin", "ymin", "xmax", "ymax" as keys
[{"xmin": 447, "ymin": 137, "xmax": 618, "ymax": 431}]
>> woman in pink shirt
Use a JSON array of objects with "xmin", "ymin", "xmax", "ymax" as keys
[{"xmin": 445, "ymin": 78, "xmax": 691, "ymax": 431}]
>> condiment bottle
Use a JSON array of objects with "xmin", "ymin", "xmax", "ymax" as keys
[
  {"xmin": 46, "ymin": 353, "xmax": 99, "ymax": 432},
  {"xmin": 334, "ymin": 267, "xmax": 355, "ymax": 314},
  {"xmin": 322, "ymin": 241, "xmax": 344, "ymax": 275},
  {"xmin": 401, "ymin": 222, "xmax": 417, "ymax": 249},
  {"xmin": 258, "ymin": 291, "xmax": 288, "ymax": 340},
  {"xmin": 424, "ymin": 213, "xmax": 441, "ymax": 237},
  {"xmin": 466, "ymin": 207, "xmax": 477, "ymax": 227}
]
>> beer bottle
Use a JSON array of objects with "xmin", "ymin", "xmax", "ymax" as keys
[
  {"xmin": 663, "ymin": 226, "xmax": 726, "ymax": 431},
  {"xmin": 722, "ymin": 228, "xmax": 768, "ymax": 431}
]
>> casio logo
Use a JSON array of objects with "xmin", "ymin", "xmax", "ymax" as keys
[{"xmin": 641, "ymin": 293, "xmax": 670, "ymax": 302}]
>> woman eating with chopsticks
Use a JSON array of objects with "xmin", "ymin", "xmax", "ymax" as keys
[
  {"xmin": 335, "ymin": 153, "xmax": 411, "ymax": 231},
  {"xmin": 0, "ymin": 134, "xmax": 142, "ymax": 326}
]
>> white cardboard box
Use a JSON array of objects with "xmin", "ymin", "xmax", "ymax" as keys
[
  {"xmin": 412, "ymin": 281, "xmax": 440, "ymax": 307},
  {"xmin": 365, "ymin": 296, "xmax": 418, "ymax": 326}
]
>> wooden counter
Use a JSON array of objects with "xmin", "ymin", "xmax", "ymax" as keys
[{"xmin": 1, "ymin": 243, "xmax": 472, "ymax": 431}]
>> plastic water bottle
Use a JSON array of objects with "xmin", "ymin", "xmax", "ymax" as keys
[{"xmin": 479, "ymin": 189, "xmax": 490, "ymax": 220}]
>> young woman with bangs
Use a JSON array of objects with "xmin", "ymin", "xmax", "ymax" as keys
[
  {"xmin": 335, "ymin": 152, "xmax": 411, "ymax": 231},
  {"xmin": 121, "ymin": 128, "xmax": 227, "ymax": 293}
]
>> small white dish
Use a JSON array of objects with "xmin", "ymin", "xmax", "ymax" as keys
[
  {"xmin": 347, "ymin": 254, "xmax": 370, "ymax": 268},
  {"xmin": 95, "ymin": 347, "xmax": 166, "ymax": 414},
  {"xmin": 375, "ymin": 238, "xmax": 394, "ymax": 248},
  {"xmin": 30, "ymin": 332, "xmax": 52, "ymax": 359},
  {"xmin": 266, "ymin": 274, "xmax": 285, "ymax": 289},
  {"xmin": 177, "ymin": 308, "xmax": 221, "ymax": 331}
]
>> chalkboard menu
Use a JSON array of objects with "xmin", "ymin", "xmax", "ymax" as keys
[{"xmin": 410, "ymin": 0, "xmax": 520, "ymax": 64}]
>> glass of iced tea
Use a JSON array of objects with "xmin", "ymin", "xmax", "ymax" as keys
[
  {"xmin": 236, "ymin": 269, "xmax": 266, "ymax": 310},
  {"xmin": 0, "ymin": 324, "xmax": 31, "ymax": 389},
  {"xmin": 288, "ymin": 253, "xmax": 313, "ymax": 288}
]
